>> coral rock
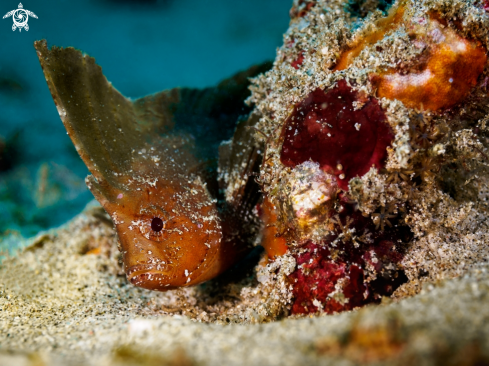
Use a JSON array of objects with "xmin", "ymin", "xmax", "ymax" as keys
[{"xmin": 289, "ymin": 201, "xmax": 411, "ymax": 315}]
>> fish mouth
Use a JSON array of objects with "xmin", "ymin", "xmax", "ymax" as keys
[{"xmin": 126, "ymin": 264, "xmax": 173, "ymax": 291}]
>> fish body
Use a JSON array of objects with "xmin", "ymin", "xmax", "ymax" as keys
[{"xmin": 35, "ymin": 40, "xmax": 267, "ymax": 290}]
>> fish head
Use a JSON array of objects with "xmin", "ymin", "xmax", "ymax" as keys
[{"xmin": 86, "ymin": 171, "xmax": 223, "ymax": 291}]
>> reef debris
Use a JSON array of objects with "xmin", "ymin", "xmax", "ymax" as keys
[{"xmin": 249, "ymin": 0, "xmax": 489, "ymax": 315}]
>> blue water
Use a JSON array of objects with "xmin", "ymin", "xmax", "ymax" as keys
[{"xmin": 0, "ymin": 0, "xmax": 290, "ymax": 239}]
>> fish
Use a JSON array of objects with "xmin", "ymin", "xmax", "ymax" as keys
[{"xmin": 34, "ymin": 40, "xmax": 269, "ymax": 291}]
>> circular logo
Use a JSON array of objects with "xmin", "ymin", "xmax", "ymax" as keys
[{"xmin": 12, "ymin": 9, "xmax": 28, "ymax": 27}]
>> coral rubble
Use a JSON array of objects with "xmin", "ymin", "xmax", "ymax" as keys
[{"xmin": 249, "ymin": 0, "xmax": 489, "ymax": 315}]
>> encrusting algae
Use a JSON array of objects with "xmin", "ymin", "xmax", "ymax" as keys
[
  {"xmin": 27, "ymin": 0, "xmax": 489, "ymax": 321},
  {"xmin": 248, "ymin": 0, "xmax": 489, "ymax": 315},
  {"xmin": 372, "ymin": 12, "xmax": 487, "ymax": 111}
]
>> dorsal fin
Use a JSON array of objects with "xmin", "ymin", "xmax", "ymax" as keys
[
  {"xmin": 34, "ymin": 40, "xmax": 270, "ymax": 193},
  {"xmin": 35, "ymin": 40, "xmax": 175, "ymax": 189}
]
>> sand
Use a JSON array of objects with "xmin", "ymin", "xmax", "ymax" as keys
[{"xmin": 0, "ymin": 203, "xmax": 488, "ymax": 366}]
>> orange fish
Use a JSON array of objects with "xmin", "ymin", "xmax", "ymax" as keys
[{"xmin": 35, "ymin": 40, "xmax": 268, "ymax": 290}]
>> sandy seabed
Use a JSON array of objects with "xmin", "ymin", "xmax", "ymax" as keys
[{"xmin": 0, "ymin": 203, "xmax": 488, "ymax": 366}]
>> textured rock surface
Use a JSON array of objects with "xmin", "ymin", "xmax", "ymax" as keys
[{"xmin": 249, "ymin": 0, "xmax": 489, "ymax": 315}]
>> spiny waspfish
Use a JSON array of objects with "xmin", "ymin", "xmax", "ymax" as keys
[{"xmin": 35, "ymin": 40, "xmax": 269, "ymax": 290}]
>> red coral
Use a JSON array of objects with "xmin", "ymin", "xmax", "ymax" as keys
[
  {"xmin": 289, "ymin": 200, "xmax": 411, "ymax": 315},
  {"xmin": 280, "ymin": 80, "xmax": 394, "ymax": 190},
  {"xmin": 290, "ymin": 243, "xmax": 365, "ymax": 314}
]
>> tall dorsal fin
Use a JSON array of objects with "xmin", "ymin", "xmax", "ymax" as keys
[{"xmin": 35, "ymin": 40, "xmax": 270, "ymax": 194}]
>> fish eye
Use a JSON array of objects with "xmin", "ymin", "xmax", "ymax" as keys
[
  {"xmin": 151, "ymin": 217, "xmax": 164, "ymax": 232},
  {"xmin": 135, "ymin": 205, "xmax": 171, "ymax": 242}
]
